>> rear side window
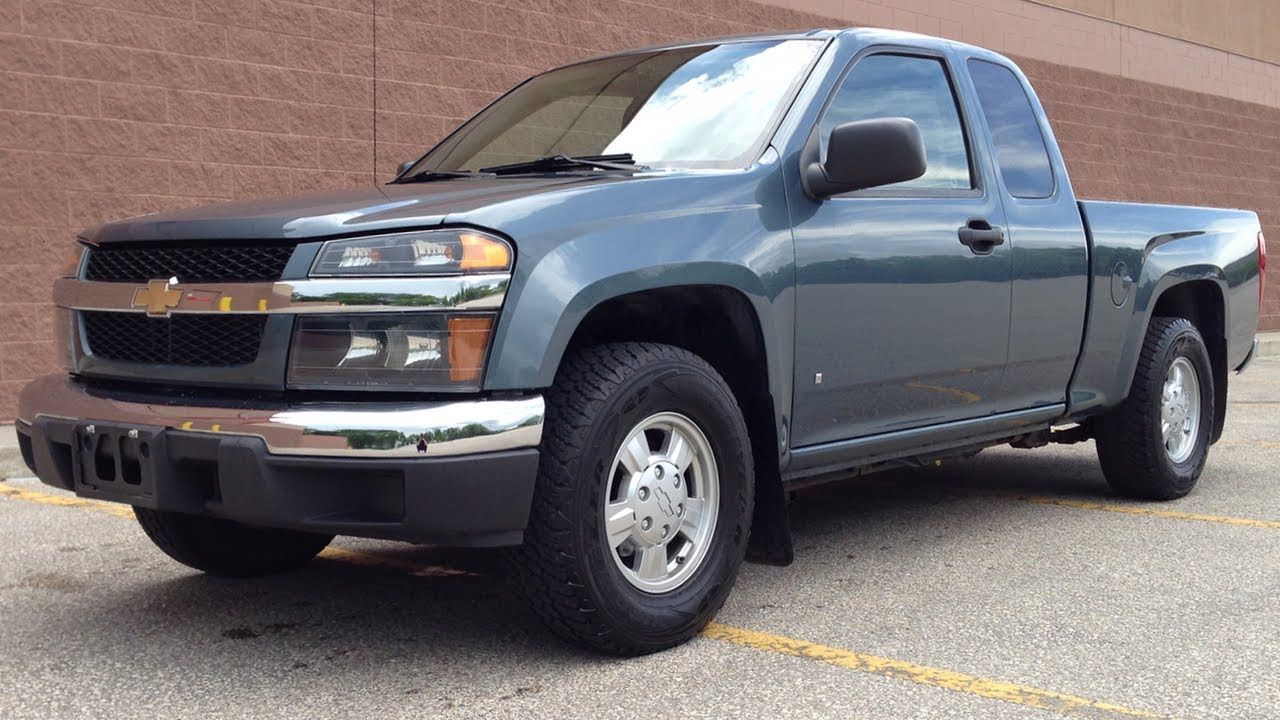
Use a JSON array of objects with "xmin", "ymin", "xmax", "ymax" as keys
[
  {"xmin": 967, "ymin": 59, "xmax": 1055, "ymax": 199},
  {"xmin": 820, "ymin": 54, "xmax": 973, "ymax": 191}
]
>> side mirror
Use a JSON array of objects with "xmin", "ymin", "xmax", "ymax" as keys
[
  {"xmin": 803, "ymin": 117, "xmax": 927, "ymax": 198},
  {"xmin": 396, "ymin": 160, "xmax": 416, "ymax": 177}
]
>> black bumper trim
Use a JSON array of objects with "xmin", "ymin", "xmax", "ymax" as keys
[{"xmin": 14, "ymin": 417, "xmax": 538, "ymax": 547}]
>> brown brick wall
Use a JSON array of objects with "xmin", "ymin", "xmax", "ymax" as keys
[{"xmin": 0, "ymin": 0, "xmax": 1276, "ymax": 418}]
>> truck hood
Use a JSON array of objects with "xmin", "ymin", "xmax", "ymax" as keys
[{"xmin": 81, "ymin": 175, "xmax": 635, "ymax": 244}]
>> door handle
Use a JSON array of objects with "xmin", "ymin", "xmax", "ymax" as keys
[{"xmin": 958, "ymin": 219, "xmax": 1005, "ymax": 255}]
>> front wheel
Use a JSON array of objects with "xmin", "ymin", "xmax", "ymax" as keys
[
  {"xmin": 510, "ymin": 343, "xmax": 754, "ymax": 655},
  {"xmin": 1095, "ymin": 317, "xmax": 1215, "ymax": 500},
  {"xmin": 134, "ymin": 508, "xmax": 334, "ymax": 577}
]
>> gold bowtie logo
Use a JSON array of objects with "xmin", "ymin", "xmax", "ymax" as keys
[{"xmin": 132, "ymin": 278, "xmax": 182, "ymax": 316}]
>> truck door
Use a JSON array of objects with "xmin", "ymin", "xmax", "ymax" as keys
[
  {"xmin": 790, "ymin": 50, "xmax": 1013, "ymax": 447},
  {"xmin": 962, "ymin": 58, "xmax": 1089, "ymax": 412}
]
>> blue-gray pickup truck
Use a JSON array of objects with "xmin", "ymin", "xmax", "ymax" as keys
[{"xmin": 15, "ymin": 28, "xmax": 1266, "ymax": 654}]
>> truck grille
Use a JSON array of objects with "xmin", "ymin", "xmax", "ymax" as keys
[
  {"xmin": 84, "ymin": 244, "xmax": 295, "ymax": 283},
  {"xmin": 82, "ymin": 312, "xmax": 267, "ymax": 366}
]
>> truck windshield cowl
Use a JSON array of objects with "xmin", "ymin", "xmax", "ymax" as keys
[
  {"xmin": 406, "ymin": 39, "xmax": 822, "ymax": 176},
  {"xmin": 478, "ymin": 153, "xmax": 645, "ymax": 176}
]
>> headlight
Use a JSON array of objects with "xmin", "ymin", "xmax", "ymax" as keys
[
  {"xmin": 311, "ymin": 229, "xmax": 512, "ymax": 277},
  {"xmin": 64, "ymin": 243, "xmax": 87, "ymax": 278},
  {"xmin": 287, "ymin": 313, "xmax": 494, "ymax": 390}
]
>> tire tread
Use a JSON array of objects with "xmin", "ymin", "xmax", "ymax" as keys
[
  {"xmin": 1095, "ymin": 317, "xmax": 1213, "ymax": 500},
  {"xmin": 509, "ymin": 342, "xmax": 750, "ymax": 655}
]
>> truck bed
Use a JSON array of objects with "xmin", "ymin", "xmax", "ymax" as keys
[{"xmin": 1069, "ymin": 200, "xmax": 1262, "ymax": 417}]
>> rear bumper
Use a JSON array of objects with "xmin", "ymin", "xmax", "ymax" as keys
[{"xmin": 14, "ymin": 374, "xmax": 544, "ymax": 546}]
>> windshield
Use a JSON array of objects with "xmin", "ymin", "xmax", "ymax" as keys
[{"xmin": 409, "ymin": 39, "xmax": 822, "ymax": 174}]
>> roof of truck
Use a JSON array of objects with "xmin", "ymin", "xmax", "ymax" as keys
[{"xmin": 572, "ymin": 27, "xmax": 1003, "ymax": 69}]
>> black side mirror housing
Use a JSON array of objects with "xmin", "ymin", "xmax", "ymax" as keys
[{"xmin": 802, "ymin": 117, "xmax": 927, "ymax": 198}]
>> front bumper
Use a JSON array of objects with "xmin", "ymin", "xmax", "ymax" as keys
[{"xmin": 15, "ymin": 374, "xmax": 545, "ymax": 546}]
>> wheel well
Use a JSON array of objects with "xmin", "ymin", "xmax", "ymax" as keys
[
  {"xmin": 1150, "ymin": 280, "xmax": 1228, "ymax": 442},
  {"xmin": 566, "ymin": 285, "xmax": 792, "ymax": 565}
]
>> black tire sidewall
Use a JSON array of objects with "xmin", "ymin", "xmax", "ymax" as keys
[
  {"xmin": 135, "ymin": 508, "xmax": 333, "ymax": 577},
  {"xmin": 568, "ymin": 361, "xmax": 752, "ymax": 646},
  {"xmin": 1146, "ymin": 327, "xmax": 1214, "ymax": 492}
]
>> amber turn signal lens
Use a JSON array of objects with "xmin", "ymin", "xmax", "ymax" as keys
[
  {"xmin": 459, "ymin": 232, "xmax": 512, "ymax": 272},
  {"xmin": 448, "ymin": 315, "xmax": 494, "ymax": 382},
  {"xmin": 63, "ymin": 244, "xmax": 86, "ymax": 277}
]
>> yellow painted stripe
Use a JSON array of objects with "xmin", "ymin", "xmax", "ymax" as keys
[
  {"xmin": 0, "ymin": 482, "xmax": 135, "ymax": 519},
  {"xmin": 317, "ymin": 546, "xmax": 476, "ymax": 577},
  {"xmin": 1217, "ymin": 439, "xmax": 1280, "ymax": 449},
  {"xmin": 701, "ymin": 623, "xmax": 1170, "ymax": 719},
  {"xmin": 1018, "ymin": 496, "xmax": 1280, "ymax": 530}
]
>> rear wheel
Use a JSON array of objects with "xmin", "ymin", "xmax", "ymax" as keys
[
  {"xmin": 1095, "ymin": 317, "xmax": 1215, "ymax": 500},
  {"xmin": 134, "ymin": 508, "xmax": 333, "ymax": 577},
  {"xmin": 510, "ymin": 342, "xmax": 754, "ymax": 655}
]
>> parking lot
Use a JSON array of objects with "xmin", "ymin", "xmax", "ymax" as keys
[{"xmin": 1, "ymin": 358, "xmax": 1277, "ymax": 719}]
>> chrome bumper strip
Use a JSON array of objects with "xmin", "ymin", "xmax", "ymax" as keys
[
  {"xmin": 18, "ymin": 374, "xmax": 543, "ymax": 458},
  {"xmin": 53, "ymin": 274, "xmax": 508, "ymax": 315}
]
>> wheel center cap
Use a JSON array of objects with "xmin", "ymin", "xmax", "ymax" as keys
[{"xmin": 632, "ymin": 461, "xmax": 686, "ymax": 546}]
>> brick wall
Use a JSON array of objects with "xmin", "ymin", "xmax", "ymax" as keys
[{"xmin": 1, "ymin": 0, "xmax": 1277, "ymax": 419}]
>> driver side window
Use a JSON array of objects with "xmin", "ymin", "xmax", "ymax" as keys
[{"xmin": 820, "ymin": 54, "xmax": 973, "ymax": 191}]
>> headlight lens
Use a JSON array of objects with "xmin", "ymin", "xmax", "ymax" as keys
[
  {"xmin": 63, "ymin": 243, "xmax": 87, "ymax": 278},
  {"xmin": 311, "ymin": 230, "xmax": 512, "ymax": 276},
  {"xmin": 287, "ymin": 313, "xmax": 494, "ymax": 390}
]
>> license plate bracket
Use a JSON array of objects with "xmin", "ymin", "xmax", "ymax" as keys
[{"xmin": 72, "ymin": 422, "xmax": 165, "ymax": 506}]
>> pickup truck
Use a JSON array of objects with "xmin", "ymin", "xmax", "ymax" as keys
[{"xmin": 14, "ymin": 28, "xmax": 1265, "ymax": 655}]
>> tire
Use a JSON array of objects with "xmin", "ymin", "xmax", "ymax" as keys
[
  {"xmin": 1095, "ymin": 317, "xmax": 1215, "ymax": 500},
  {"xmin": 509, "ymin": 342, "xmax": 754, "ymax": 655},
  {"xmin": 134, "ymin": 508, "xmax": 333, "ymax": 577}
]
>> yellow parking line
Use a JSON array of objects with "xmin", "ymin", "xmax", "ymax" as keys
[
  {"xmin": 1017, "ymin": 496, "xmax": 1280, "ymax": 530},
  {"xmin": 0, "ymin": 482, "xmax": 135, "ymax": 519},
  {"xmin": 1226, "ymin": 401, "xmax": 1280, "ymax": 406},
  {"xmin": 701, "ymin": 623, "xmax": 1169, "ymax": 718},
  {"xmin": 316, "ymin": 546, "xmax": 477, "ymax": 577},
  {"xmin": 1217, "ymin": 439, "xmax": 1280, "ymax": 449}
]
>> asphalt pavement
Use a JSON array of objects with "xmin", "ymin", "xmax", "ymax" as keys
[{"xmin": 2, "ymin": 358, "xmax": 1278, "ymax": 719}]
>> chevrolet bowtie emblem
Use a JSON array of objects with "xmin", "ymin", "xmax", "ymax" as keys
[{"xmin": 132, "ymin": 277, "xmax": 183, "ymax": 316}]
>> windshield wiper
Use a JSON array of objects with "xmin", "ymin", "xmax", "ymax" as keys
[
  {"xmin": 478, "ymin": 153, "xmax": 646, "ymax": 175},
  {"xmin": 392, "ymin": 169, "xmax": 492, "ymax": 184}
]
